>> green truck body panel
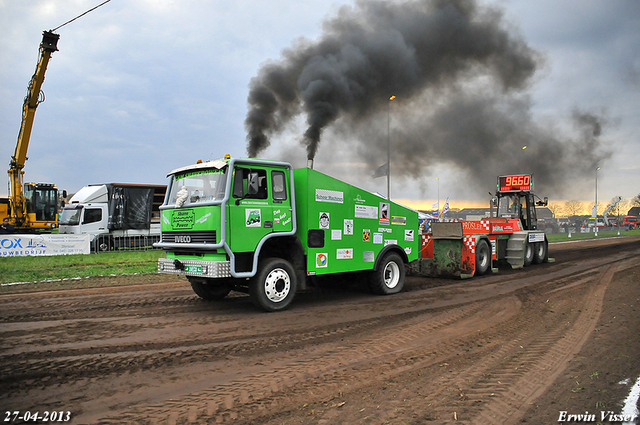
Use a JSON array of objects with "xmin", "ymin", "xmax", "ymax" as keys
[
  {"xmin": 293, "ymin": 168, "xmax": 419, "ymax": 276},
  {"xmin": 156, "ymin": 158, "xmax": 419, "ymax": 280}
]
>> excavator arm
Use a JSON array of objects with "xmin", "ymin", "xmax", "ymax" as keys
[
  {"xmin": 603, "ymin": 196, "xmax": 622, "ymax": 226},
  {"xmin": 7, "ymin": 31, "xmax": 59, "ymax": 229}
]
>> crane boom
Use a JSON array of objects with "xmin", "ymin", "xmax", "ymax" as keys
[
  {"xmin": 11, "ymin": 31, "xmax": 59, "ymax": 172},
  {"xmin": 4, "ymin": 31, "xmax": 60, "ymax": 230}
]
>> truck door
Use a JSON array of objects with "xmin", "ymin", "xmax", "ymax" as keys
[
  {"xmin": 519, "ymin": 194, "xmax": 537, "ymax": 230},
  {"xmin": 228, "ymin": 167, "xmax": 274, "ymax": 254},
  {"xmin": 270, "ymin": 169, "xmax": 293, "ymax": 233},
  {"xmin": 80, "ymin": 205, "xmax": 108, "ymax": 240}
]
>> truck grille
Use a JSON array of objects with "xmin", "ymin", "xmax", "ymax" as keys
[{"xmin": 161, "ymin": 231, "xmax": 217, "ymax": 244}]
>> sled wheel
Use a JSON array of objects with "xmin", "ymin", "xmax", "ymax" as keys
[
  {"xmin": 523, "ymin": 240, "xmax": 534, "ymax": 266},
  {"xmin": 475, "ymin": 239, "xmax": 491, "ymax": 276},
  {"xmin": 533, "ymin": 239, "xmax": 548, "ymax": 264}
]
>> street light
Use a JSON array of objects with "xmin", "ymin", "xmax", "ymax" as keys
[
  {"xmin": 387, "ymin": 95, "xmax": 396, "ymax": 200},
  {"xmin": 595, "ymin": 167, "xmax": 601, "ymax": 216},
  {"xmin": 595, "ymin": 167, "xmax": 601, "ymax": 236}
]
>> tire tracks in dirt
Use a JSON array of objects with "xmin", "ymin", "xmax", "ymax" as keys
[
  {"xmin": 0, "ymin": 244, "xmax": 638, "ymax": 424},
  {"xmin": 92, "ymin": 253, "xmax": 638, "ymax": 423}
]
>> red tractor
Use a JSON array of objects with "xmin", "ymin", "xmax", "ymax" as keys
[{"xmin": 414, "ymin": 174, "xmax": 550, "ymax": 278}]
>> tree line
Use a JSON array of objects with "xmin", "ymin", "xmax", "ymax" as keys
[{"xmin": 547, "ymin": 193, "xmax": 640, "ymax": 218}]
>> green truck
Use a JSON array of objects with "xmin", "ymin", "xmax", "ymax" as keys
[{"xmin": 155, "ymin": 155, "xmax": 419, "ymax": 311}]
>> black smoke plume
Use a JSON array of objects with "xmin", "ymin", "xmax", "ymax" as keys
[
  {"xmin": 245, "ymin": 0, "xmax": 610, "ymax": 197},
  {"xmin": 245, "ymin": 0, "xmax": 538, "ymax": 160}
]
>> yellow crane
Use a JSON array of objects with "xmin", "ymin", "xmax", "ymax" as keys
[{"xmin": 1, "ymin": 31, "xmax": 63, "ymax": 231}]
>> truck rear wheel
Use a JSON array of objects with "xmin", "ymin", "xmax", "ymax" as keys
[
  {"xmin": 250, "ymin": 258, "xmax": 297, "ymax": 312},
  {"xmin": 370, "ymin": 252, "xmax": 405, "ymax": 295},
  {"xmin": 533, "ymin": 239, "xmax": 548, "ymax": 264},
  {"xmin": 475, "ymin": 239, "xmax": 491, "ymax": 276},
  {"xmin": 190, "ymin": 278, "xmax": 231, "ymax": 301},
  {"xmin": 523, "ymin": 240, "xmax": 534, "ymax": 266}
]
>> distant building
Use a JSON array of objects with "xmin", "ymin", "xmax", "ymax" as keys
[
  {"xmin": 536, "ymin": 207, "xmax": 553, "ymax": 221},
  {"xmin": 628, "ymin": 207, "xmax": 640, "ymax": 217},
  {"xmin": 457, "ymin": 208, "xmax": 490, "ymax": 221}
]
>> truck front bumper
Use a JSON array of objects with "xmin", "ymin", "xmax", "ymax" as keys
[{"xmin": 158, "ymin": 258, "xmax": 232, "ymax": 278}]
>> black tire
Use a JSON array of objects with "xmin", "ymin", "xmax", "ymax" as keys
[
  {"xmin": 250, "ymin": 258, "xmax": 297, "ymax": 312},
  {"xmin": 95, "ymin": 236, "xmax": 113, "ymax": 252},
  {"xmin": 533, "ymin": 239, "xmax": 548, "ymax": 264},
  {"xmin": 523, "ymin": 240, "xmax": 534, "ymax": 266},
  {"xmin": 475, "ymin": 239, "xmax": 491, "ymax": 276},
  {"xmin": 370, "ymin": 252, "xmax": 405, "ymax": 295},
  {"xmin": 189, "ymin": 278, "xmax": 231, "ymax": 301}
]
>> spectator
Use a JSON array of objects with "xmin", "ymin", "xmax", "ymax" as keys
[{"xmin": 0, "ymin": 217, "xmax": 15, "ymax": 234}]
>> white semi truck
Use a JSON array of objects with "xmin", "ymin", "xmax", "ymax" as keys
[{"xmin": 59, "ymin": 183, "xmax": 166, "ymax": 251}]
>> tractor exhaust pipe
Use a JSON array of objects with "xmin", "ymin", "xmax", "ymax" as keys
[{"xmin": 307, "ymin": 159, "xmax": 314, "ymax": 169}]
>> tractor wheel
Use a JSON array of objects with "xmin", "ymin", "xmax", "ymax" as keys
[
  {"xmin": 250, "ymin": 258, "xmax": 297, "ymax": 312},
  {"xmin": 189, "ymin": 278, "xmax": 231, "ymax": 300},
  {"xmin": 475, "ymin": 239, "xmax": 491, "ymax": 276},
  {"xmin": 533, "ymin": 239, "xmax": 549, "ymax": 264},
  {"xmin": 523, "ymin": 240, "xmax": 534, "ymax": 266},
  {"xmin": 370, "ymin": 252, "xmax": 405, "ymax": 295}
]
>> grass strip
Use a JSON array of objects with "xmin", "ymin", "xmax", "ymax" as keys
[
  {"xmin": 0, "ymin": 250, "xmax": 165, "ymax": 285},
  {"xmin": 547, "ymin": 228, "xmax": 640, "ymax": 242}
]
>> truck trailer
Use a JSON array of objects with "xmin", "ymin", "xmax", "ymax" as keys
[
  {"xmin": 155, "ymin": 156, "xmax": 550, "ymax": 311},
  {"xmin": 59, "ymin": 183, "xmax": 166, "ymax": 251}
]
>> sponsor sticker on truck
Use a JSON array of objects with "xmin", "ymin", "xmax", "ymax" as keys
[
  {"xmin": 172, "ymin": 209, "xmax": 195, "ymax": 229},
  {"xmin": 246, "ymin": 209, "xmax": 261, "ymax": 227}
]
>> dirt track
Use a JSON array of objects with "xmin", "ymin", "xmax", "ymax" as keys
[{"xmin": 1, "ymin": 237, "xmax": 639, "ymax": 424}]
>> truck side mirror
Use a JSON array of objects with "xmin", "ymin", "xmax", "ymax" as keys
[
  {"xmin": 544, "ymin": 197, "xmax": 548, "ymax": 206},
  {"xmin": 247, "ymin": 172, "xmax": 259, "ymax": 195}
]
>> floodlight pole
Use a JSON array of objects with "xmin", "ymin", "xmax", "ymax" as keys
[{"xmin": 387, "ymin": 95, "xmax": 395, "ymax": 200}]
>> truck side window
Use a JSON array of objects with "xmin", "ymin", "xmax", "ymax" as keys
[
  {"xmin": 83, "ymin": 208, "xmax": 102, "ymax": 224},
  {"xmin": 272, "ymin": 171, "xmax": 287, "ymax": 201},
  {"xmin": 233, "ymin": 168, "xmax": 268, "ymax": 200}
]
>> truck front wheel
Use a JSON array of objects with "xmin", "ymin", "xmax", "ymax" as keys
[
  {"xmin": 250, "ymin": 258, "xmax": 297, "ymax": 312},
  {"xmin": 370, "ymin": 252, "xmax": 405, "ymax": 295},
  {"xmin": 189, "ymin": 278, "xmax": 231, "ymax": 301}
]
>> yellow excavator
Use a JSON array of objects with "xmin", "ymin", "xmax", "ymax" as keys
[{"xmin": 1, "ymin": 31, "xmax": 64, "ymax": 232}]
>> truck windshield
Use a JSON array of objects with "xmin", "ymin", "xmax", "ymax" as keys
[
  {"xmin": 497, "ymin": 194, "xmax": 520, "ymax": 219},
  {"xmin": 60, "ymin": 206, "xmax": 82, "ymax": 225},
  {"xmin": 168, "ymin": 168, "xmax": 228, "ymax": 207}
]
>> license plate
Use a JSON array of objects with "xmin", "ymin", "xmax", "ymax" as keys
[{"xmin": 185, "ymin": 265, "xmax": 202, "ymax": 273}]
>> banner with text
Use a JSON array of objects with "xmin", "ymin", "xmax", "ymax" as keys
[{"xmin": 0, "ymin": 234, "xmax": 90, "ymax": 257}]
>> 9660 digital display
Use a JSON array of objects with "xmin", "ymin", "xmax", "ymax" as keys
[{"xmin": 498, "ymin": 174, "xmax": 532, "ymax": 192}]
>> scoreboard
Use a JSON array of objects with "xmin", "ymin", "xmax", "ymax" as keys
[{"xmin": 498, "ymin": 174, "xmax": 533, "ymax": 192}]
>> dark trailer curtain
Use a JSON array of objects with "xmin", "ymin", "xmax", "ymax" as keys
[{"xmin": 106, "ymin": 186, "xmax": 154, "ymax": 230}]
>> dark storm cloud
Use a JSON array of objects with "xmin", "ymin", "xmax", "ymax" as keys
[{"xmin": 344, "ymin": 91, "xmax": 612, "ymax": 196}]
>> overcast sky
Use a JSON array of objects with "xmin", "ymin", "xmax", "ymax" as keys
[{"xmin": 1, "ymin": 0, "xmax": 638, "ymax": 211}]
